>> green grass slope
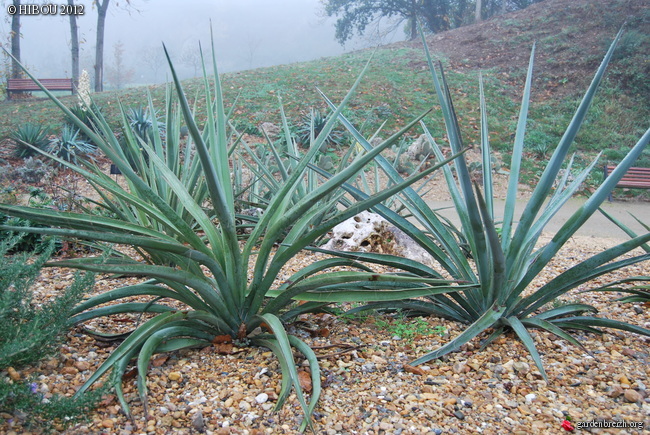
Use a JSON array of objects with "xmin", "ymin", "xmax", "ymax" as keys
[{"xmin": 1, "ymin": 0, "xmax": 648, "ymax": 192}]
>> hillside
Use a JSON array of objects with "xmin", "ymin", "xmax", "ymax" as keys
[
  {"xmin": 411, "ymin": 0, "xmax": 649, "ymax": 100},
  {"xmin": 1, "ymin": 0, "xmax": 648, "ymax": 194}
]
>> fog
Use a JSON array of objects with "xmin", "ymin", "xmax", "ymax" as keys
[{"xmin": 1, "ymin": 0, "xmax": 406, "ymax": 87}]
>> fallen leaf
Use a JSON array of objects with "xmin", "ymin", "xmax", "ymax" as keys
[
  {"xmin": 404, "ymin": 364, "xmax": 427, "ymax": 376},
  {"xmin": 214, "ymin": 343, "xmax": 234, "ymax": 355},
  {"xmin": 316, "ymin": 327, "xmax": 330, "ymax": 338},
  {"xmin": 151, "ymin": 354, "xmax": 168, "ymax": 367},
  {"xmin": 99, "ymin": 394, "xmax": 116, "ymax": 407},
  {"xmin": 298, "ymin": 369, "xmax": 312, "ymax": 393},
  {"xmin": 122, "ymin": 367, "xmax": 138, "ymax": 380},
  {"xmin": 212, "ymin": 334, "xmax": 232, "ymax": 344}
]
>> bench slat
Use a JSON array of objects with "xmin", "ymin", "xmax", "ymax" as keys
[
  {"xmin": 6, "ymin": 78, "xmax": 74, "ymax": 99},
  {"xmin": 603, "ymin": 165, "xmax": 650, "ymax": 200}
]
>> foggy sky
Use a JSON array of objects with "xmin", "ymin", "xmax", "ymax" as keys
[{"xmin": 2, "ymin": 0, "xmax": 405, "ymax": 86}]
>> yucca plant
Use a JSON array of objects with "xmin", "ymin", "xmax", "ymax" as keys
[
  {"xmin": 295, "ymin": 108, "xmax": 346, "ymax": 151},
  {"xmin": 47, "ymin": 125, "xmax": 97, "ymax": 166},
  {"xmin": 321, "ymin": 29, "xmax": 650, "ymax": 379},
  {"xmin": 11, "ymin": 123, "xmax": 51, "ymax": 159},
  {"xmin": 0, "ymin": 36, "xmax": 467, "ymax": 430}
]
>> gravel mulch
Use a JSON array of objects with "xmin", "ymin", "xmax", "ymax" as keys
[{"xmin": 2, "ymin": 235, "xmax": 649, "ymax": 435}]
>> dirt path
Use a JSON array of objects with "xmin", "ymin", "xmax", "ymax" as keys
[{"xmin": 427, "ymin": 197, "xmax": 650, "ymax": 240}]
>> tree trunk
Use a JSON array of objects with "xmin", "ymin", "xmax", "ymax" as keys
[
  {"xmin": 11, "ymin": 0, "xmax": 21, "ymax": 79},
  {"xmin": 68, "ymin": 0, "xmax": 80, "ymax": 91},
  {"xmin": 94, "ymin": 0, "xmax": 110, "ymax": 92},
  {"xmin": 409, "ymin": 0, "xmax": 417, "ymax": 40},
  {"xmin": 475, "ymin": 0, "xmax": 483, "ymax": 22}
]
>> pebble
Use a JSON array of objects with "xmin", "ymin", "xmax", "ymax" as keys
[
  {"xmin": 609, "ymin": 386, "xmax": 624, "ymax": 398},
  {"xmin": 168, "ymin": 372, "xmax": 182, "ymax": 381},
  {"xmin": 255, "ymin": 393, "xmax": 269, "ymax": 404},
  {"xmin": 74, "ymin": 361, "xmax": 90, "ymax": 371},
  {"xmin": 453, "ymin": 410, "xmax": 465, "ymax": 420},
  {"xmin": 525, "ymin": 393, "xmax": 536, "ymax": 403},
  {"xmin": 624, "ymin": 389, "xmax": 642, "ymax": 403},
  {"xmin": 101, "ymin": 419, "xmax": 114, "ymax": 428},
  {"xmin": 514, "ymin": 362, "xmax": 530, "ymax": 375},
  {"xmin": 6, "ymin": 367, "xmax": 20, "ymax": 381}
]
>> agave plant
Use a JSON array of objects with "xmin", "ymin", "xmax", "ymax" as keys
[
  {"xmin": 321, "ymin": 29, "xmax": 650, "ymax": 379},
  {"xmin": 0, "ymin": 37, "xmax": 466, "ymax": 430},
  {"xmin": 11, "ymin": 123, "xmax": 51, "ymax": 159},
  {"xmin": 47, "ymin": 125, "xmax": 97, "ymax": 166},
  {"xmin": 295, "ymin": 108, "xmax": 346, "ymax": 151}
]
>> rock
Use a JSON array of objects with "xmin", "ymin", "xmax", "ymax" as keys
[
  {"xmin": 6, "ymin": 367, "xmax": 20, "ymax": 381},
  {"xmin": 168, "ymin": 372, "xmax": 182, "ymax": 381},
  {"xmin": 61, "ymin": 366, "xmax": 79, "ymax": 375},
  {"xmin": 74, "ymin": 361, "xmax": 90, "ymax": 371},
  {"xmin": 453, "ymin": 410, "xmax": 465, "ymax": 420},
  {"xmin": 452, "ymin": 362, "xmax": 467, "ymax": 374},
  {"xmin": 633, "ymin": 305, "xmax": 643, "ymax": 314},
  {"xmin": 192, "ymin": 410, "xmax": 205, "ymax": 433},
  {"xmin": 610, "ymin": 349, "xmax": 623, "ymax": 358},
  {"xmin": 608, "ymin": 386, "xmax": 624, "ymax": 398},
  {"xmin": 525, "ymin": 394, "xmax": 537, "ymax": 404},
  {"xmin": 322, "ymin": 211, "xmax": 434, "ymax": 266},
  {"xmin": 513, "ymin": 362, "xmax": 530, "ymax": 375},
  {"xmin": 101, "ymin": 419, "xmax": 114, "ymax": 428},
  {"xmin": 443, "ymin": 397, "xmax": 457, "ymax": 406},
  {"xmin": 258, "ymin": 122, "xmax": 280, "ymax": 139},
  {"xmin": 255, "ymin": 393, "xmax": 269, "ymax": 404},
  {"xmin": 624, "ymin": 389, "xmax": 642, "ymax": 403},
  {"xmin": 404, "ymin": 134, "xmax": 433, "ymax": 161}
]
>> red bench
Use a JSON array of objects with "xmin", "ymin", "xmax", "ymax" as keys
[
  {"xmin": 603, "ymin": 165, "xmax": 650, "ymax": 201},
  {"xmin": 6, "ymin": 78, "xmax": 74, "ymax": 99}
]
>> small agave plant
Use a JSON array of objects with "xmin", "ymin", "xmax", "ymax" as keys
[
  {"xmin": 322, "ymin": 29, "xmax": 650, "ymax": 379},
  {"xmin": 0, "ymin": 33, "xmax": 467, "ymax": 430}
]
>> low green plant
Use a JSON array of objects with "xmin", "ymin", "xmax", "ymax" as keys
[
  {"xmin": 0, "ymin": 380, "xmax": 106, "ymax": 432},
  {"xmin": 375, "ymin": 316, "xmax": 446, "ymax": 343},
  {"xmin": 47, "ymin": 125, "xmax": 97, "ymax": 166},
  {"xmin": 326, "ymin": 29, "xmax": 650, "ymax": 379},
  {"xmin": 0, "ymin": 35, "xmax": 465, "ymax": 431},
  {"xmin": 10, "ymin": 123, "xmax": 50, "ymax": 159},
  {"xmin": 0, "ymin": 235, "xmax": 101, "ymax": 431}
]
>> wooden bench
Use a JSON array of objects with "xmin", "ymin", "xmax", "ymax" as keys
[
  {"xmin": 603, "ymin": 165, "xmax": 650, "ymax": 201},
  {"xmin": 6, "ymin": 78, "xmax": 74, "ymax": 99}
]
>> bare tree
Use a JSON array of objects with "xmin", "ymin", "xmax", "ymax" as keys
[
  {"xmin": 105, "ymin": 40, "xmax": 133, "ymax": 89},
  {"xmin": 10, "ymin": 0, "xmax": 21, "ymax": 78},
  {"xmin": 93, "ymin": 0, "xmax": 110, "ymax": 91},
  {"xmin": 68, "ymin": 0, "xmax": 79, "ymax": 89},
  {"xmin": 180, "ymin": 44, "xmax": 202, "ymax": 78},
  {"xmin": 475, "ymin": 0, "xmax": 483, "ymax": 22},
  {"xmin": 139, "ymin": 46, "xmax": 165, "ymax": 83}
]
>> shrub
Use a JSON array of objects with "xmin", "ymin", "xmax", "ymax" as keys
[
  {"xmin": 0, "ymin": 235, "xmax": 101, "ymax": 431},
  {"xmin": 10, "ymin": 123, "xmax": 50, "ymax": 159},
  {"xmin": 47, "ymin": 125, "xmax": 97, "ymax": 166},
  {"xmin": 329, "ymin": 29, "xmax": 650, "ymax": 379},
  {"xmin": 10, "ymin": 157, "xmax": 52, "ymax": 185},
  {"xmin": 0, "ymin": 34, "xmax": 462, "ymax": 431}
]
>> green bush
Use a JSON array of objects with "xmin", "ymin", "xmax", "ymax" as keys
[{"xmin": 0, "ymin": 235, "xmax": 101, "ymax": 431}]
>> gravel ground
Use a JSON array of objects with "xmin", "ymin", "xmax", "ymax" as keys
[{"xmin": 2, "ymin": 235, "xmax": 649, "ymax": 435}]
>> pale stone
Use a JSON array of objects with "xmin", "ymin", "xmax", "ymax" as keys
[{"xmin": 323, "ymin": 211, "xmax": 434, "ymax": 266}]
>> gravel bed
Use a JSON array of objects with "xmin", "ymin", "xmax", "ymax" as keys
[{"xmin": 2, "ymin": 235, "xmax": 649, "ymax": 434}]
